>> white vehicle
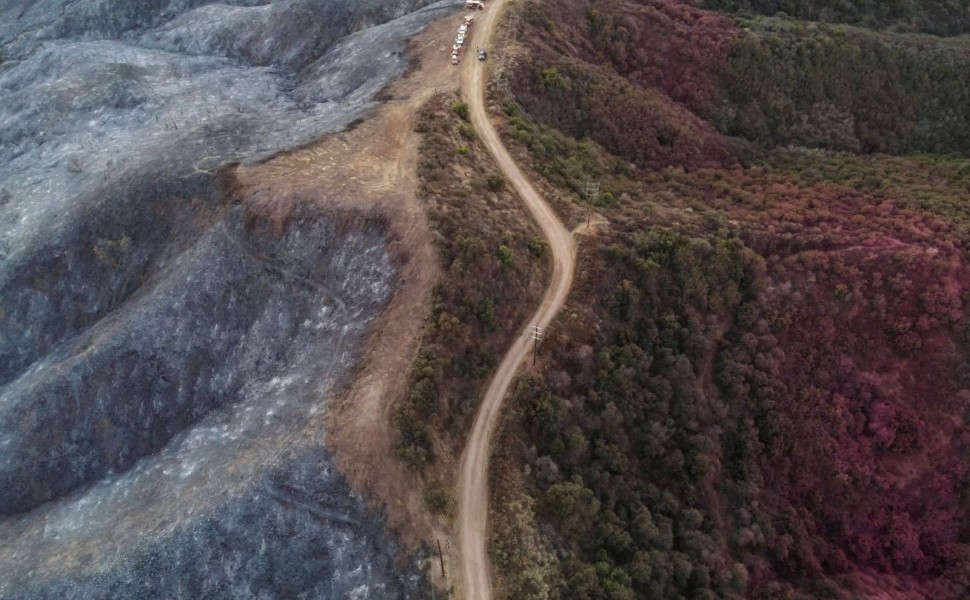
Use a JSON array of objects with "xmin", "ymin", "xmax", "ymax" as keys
[{"xmin": 465, "ymin": 0, "xmax": 484, "ymax": 10}]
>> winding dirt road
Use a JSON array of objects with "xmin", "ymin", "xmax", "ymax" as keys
[{"xmin": 456, "ymin": 3, "xmax": 576, "ymax": 598}]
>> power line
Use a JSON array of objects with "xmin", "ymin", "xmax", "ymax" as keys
[
  {"xmin": 531, "ymin": 325, "xmax": 543, "ymax": 366},
  {"xmin": 494, "ymin": 40, "xmax": 594, "ymax": 199},
  {"xmin": 448, "ymin": 0, "xmax": 600, "ymax": 555},
  {"xmin": 585, "ymin": 181, "xmax": 600, "ymax": 229}
]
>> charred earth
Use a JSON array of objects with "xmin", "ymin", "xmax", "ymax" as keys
[{"xmin": 0, "ymin": 0, "xmax": 460, "ymax": 597}]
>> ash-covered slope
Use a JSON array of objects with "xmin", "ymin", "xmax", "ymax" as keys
[{"xmin": 0, "ymin": 0, "xmax": 458, "ymax": 597}]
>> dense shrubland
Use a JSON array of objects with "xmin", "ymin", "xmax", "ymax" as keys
[
  {"xmin": 481, "ymin": 1, "xmax": 970, "ymax": 598},
  {"xmin": 717, "ymin": 18, "xmax": 970, "ymax": 155},
  {"xmin": 491, "ymin": 118, "xmax": 970, "ymax": 599},
  {"xmin": 509, "ymin": 0, "xmax": 740, "ymax": 169},
  {"xmin": 511, "ymin": 0, "xmax": 970, "ymax": 160},
  {"xmin": 702, "ymin": 0, "xmax": 970, "ymax": 36},
  {"xmin": 500, "ymin": 220, "xmax": 761, "ymax": 599},
  {"xmin": 509, "ymin": 56, "xmax": 736, "ymax": 170},
  {"xmin": 394, "ymin": 93, "xmax": 548, "ymax": 469}
]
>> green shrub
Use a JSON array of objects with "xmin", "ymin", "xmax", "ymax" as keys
[
  {"xmin": 423, "ymin": 485, "xmax": 449, "ymax": 512},
  {"xmin": 452, "ymin": 101, "xmax": 470, "ymax": 120},
  {"xmin": 528, "ymin": 237, "xmax": 548, "ymax": 258},
  {"xmin": 498, "ymin": 245, "xmax": 515, "ymax": 265},
  {"xmin": 459, "ymin": 123, "xmax": 476, "ymax": 140},
  {"xmin": 486, "ymin": 173, "xmax": 506, "ymax": 192}
]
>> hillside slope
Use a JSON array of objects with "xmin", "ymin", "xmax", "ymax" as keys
[
  {"xmin": 702, "ymin": 0, "xmax": 970, "ymax": 36},
  {"xmin": 0, "ymin": 1, "xmax": 458, "ymax": 597},
  {"xmin": 509, "ymin": 0, "xmax": 970, "ymax": 159},
  {"xmin": 481, "ymin": 1, "xmax": 970, "ymax": 599}
]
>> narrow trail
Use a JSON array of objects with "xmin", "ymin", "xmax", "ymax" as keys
[{"xmin": 456, "ymin": 4, "xmax": 576, "ymax": 599}]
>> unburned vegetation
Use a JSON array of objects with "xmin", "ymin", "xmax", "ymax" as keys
[
  {"xmin": 481, "ymin": 1, "xmax": 970, "ymax": 599},
  {"xmin": 490, "ymin": 128, "xmax": 970, "ymax": 600},
  {"xmin": 394, "ymin": 92, "xmax": 550, "ymax": 478},
  {"xmin": 509, "ymin": 0, "xmax": 970, "ymax": 162},
  {"xmin": 702, "ymin": 0, "xmax": 970, "ymax": 36},
  {"xmin": 717, "ymin": 18, "xmax": 970, "ymax": 155}
]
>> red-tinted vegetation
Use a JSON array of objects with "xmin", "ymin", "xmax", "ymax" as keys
[
  {"xmin": 486, "ymin": 1, "xmax": 970, "ymax": 598},
  {"xmin": 509, "ymin": 56, "xmax": 736, "ymax": 171},
  {"xmin": 520, "ymin": 0, "xmax": 738, "ymax": 112},
  {"xmin": 715, "ymin": 171, "xmax": 970, "ymax": 596},
  {"xmin": 511, "ymin": 1, "xmax": 970, "ymax": 160},
  {"xmin": 703, "ymin": 0, "xmax": 970, "ymax": 36},
  {"xmin": 508, "ymin": 0, "xmax": 740, "ymax": 170}
]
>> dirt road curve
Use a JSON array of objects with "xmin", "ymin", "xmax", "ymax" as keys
[{"xmin": 456, "ymin": 3, "xmax": 576, "ymax": 599}]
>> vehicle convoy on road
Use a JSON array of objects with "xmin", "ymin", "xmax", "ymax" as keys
[{"xmin": 452, "ymin": 12, "xmax": 479, "ymax": 65}]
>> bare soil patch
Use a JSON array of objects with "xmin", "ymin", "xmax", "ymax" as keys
[{"xmin": 232, "ymin": 11, "xmax": 467, "ymax": 556}]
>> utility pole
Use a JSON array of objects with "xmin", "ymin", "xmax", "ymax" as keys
[
  {"xmin": 585, "ymin": 181, "xmax": 600, "ymax": 229},
  {"xmin": 531, "ymin": 325, "xmax": 543, "ymax": 366},
  {"xmin": 437, "ymin": 539, "xmax": 446, "ymax": 577}
]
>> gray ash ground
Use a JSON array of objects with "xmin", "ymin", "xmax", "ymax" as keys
[{"xmin": 0, "ymin": 1, "xmax": 458, "ymax": 597}]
